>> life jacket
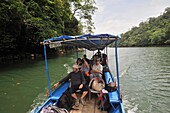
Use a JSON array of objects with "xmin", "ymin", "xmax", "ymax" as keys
[{"xmin": 85, "ymin": 71, "xmax": 90, "ymax": 76}]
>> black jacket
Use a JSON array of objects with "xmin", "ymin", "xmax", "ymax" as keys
[{"xmin": 59, "ymin": 71, "xmax": 86, "ymax": 86}]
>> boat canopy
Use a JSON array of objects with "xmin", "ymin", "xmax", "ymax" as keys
[
  {"xmin": 42, "ymin": 33, "xmax": 122, "ymax": 104},
  {"xmin": 43, "ymin": 34, "xmax": 121, "ymax": 51}
]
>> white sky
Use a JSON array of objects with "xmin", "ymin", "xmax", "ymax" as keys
[{"xmin": 93, "ymin": 0, "xmax": 170, "ymax": 34}]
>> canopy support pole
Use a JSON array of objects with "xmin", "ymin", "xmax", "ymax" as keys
[
  {"xmin": 76, "ymin": 46, "xmax": 78, "ymax": 59},
  {"xmin": 85, "ymin": 49, "xmax": 86, "ymax": 55},
  {"xmin": 105, "ymin": 45, "xmax": 108, "ymax": 64},
  {"xmin": 44, "ymin": 45, "xmax": 52, "ymax": 97},
  {"xmin": 115, "ymin": 40, "xmax": 121, "ymax": 100},
  {"xmin": 106, "ymin": 45, "xmax": 108, "ymax": 56}
]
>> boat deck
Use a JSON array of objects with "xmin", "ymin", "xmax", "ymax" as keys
[{"xmin": 70, "ymin": 94, "xmax": 107, "ymax": 113}]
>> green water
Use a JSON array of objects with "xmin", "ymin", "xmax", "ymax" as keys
[
  {"xmin": 116, "ymin": 47, "xmax": 170, "ymax": 113},
  {"xmin": 0, "ymin": 47, "xmax": 170, "ymax": 113},
  {"xmin": 0, "ymin": 53, "xmax": 81, "ymax": 113}
]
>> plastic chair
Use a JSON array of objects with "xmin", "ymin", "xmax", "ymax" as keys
[{"xmin": 88, "ymin": 77, "xmax": 105, "ymax": 100}]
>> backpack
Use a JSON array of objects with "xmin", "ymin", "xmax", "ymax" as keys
[
  {"xmin": 57, "ymin": 88, "xmax": 73, "ymax": 111},
  {"xmin": 40, "ymin": 105, "xmax": 69, "ymax": 113},
  {"xmin": 105, "ymin": 81, "xmax": 117, "ymax": 92}
]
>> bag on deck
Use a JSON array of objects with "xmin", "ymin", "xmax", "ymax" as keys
[
  {"xmin": 57, "ymin": 88, "xmax": 73, "ymax": 111},
  {"xmin": 105, "ymin": 81, "xmax": 117, "ymax": 92},
  {"xmin": 40, "ymin": 105, "xmax": 69, "ymax": 113}
]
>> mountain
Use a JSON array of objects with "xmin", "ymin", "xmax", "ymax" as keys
[{"xmin": 119, "ymin": 7, "xmax": 170, "ymax": 47}]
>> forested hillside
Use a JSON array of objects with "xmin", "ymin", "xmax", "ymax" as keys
[
  {"xmin": 119, "ymin": 7, "xmax": 170, "ymax": 47},
  {"xmin": 0, "ymin": 0, "xmax": 97, "ymax": 63}
]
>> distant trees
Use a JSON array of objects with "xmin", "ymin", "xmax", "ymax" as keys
[
  {"xmin": 119, "ymin": 7, "xmax": 170, "ymax": 47},
  {"xmin": 0, "ymin": 0, "xmax": 97, "ymax": 63}
]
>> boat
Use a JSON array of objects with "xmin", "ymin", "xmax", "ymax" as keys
[{"xmin": 31, "ymin": 34, "xmax": 125, "ymax": 113}]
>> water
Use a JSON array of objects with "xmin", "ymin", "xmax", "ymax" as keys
[
  {"xmin": 114, "ymin": 47, "xmax": 170, "ymax": 113},
  {"xmin": 0, "ymin": 53, "xmax": 79, "ymax": 113},
  {"xmin": 0, "ymin": 47, "xmax": 170, "ymax": 113}
]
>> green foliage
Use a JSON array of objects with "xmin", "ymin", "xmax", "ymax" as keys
[
  {"xmin": 0, "ymin": 0, "xmax": 97, "ymax": 62},
  {"xmin": 119, "ymin": 7, "xmax": 170, "ymax": 47}
]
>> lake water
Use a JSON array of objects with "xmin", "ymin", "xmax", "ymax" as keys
[{"xmin": 0, "ymin": 47, "xmax": 169, "ymax": 113}]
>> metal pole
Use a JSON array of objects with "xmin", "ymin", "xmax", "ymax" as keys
[
  {"xmin": 106, "ymin": 46, "xmax": 108, "ymax": 64},
  {"xmin": 115, "ymin": 40, "xmax": 121, "ymax": 100},
  {"xmin": 76, "ymin": 46, "xmax": 78, "ymax": 59},
  {"xmin": 44, "ymin": 45, "xmax": 52, "ymax": 97},
  {"xmin": 85, "ymin": 49, "xmax": 86, "ymax": 55},
  {"xmin": 106, "ymin": 45, "xmax": 108, "ymax": 56}
]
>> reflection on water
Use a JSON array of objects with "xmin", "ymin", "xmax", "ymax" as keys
[{"xmin": 0, "ymin": 47, "xmax": 169, "ymax": 113}]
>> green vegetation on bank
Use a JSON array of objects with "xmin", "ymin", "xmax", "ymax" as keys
[
  {"xmin": 0, "ymin": 0, "xmax": 97, "ymax": 63},
  {"xmin": 119, "ymin": 7, "xmax": 170, "ymax": 47}
]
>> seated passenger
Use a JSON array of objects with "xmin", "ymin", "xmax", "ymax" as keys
[
  {"xmin": 83, "ymin": 54, "xmax": 90, "ymax": 64},
  {"xmin": 101, "ymin": 54, "xmax": 108, "ymax": 67},
  {"xmin": 76, "ymin": 58, "xmax": 82, "ymax": 70},
  {"xmin": 54, "ymin": 64, "xmax": 89, "ymax": 107},
  {"xmin": 90, "ymin": 55, "xmax": 98, "ymax": 67},
  {"xmin": 81, "ymin": 58, "xmax": 90, "ymax": 84},
  {"xmin": 90, "ymin": 58, "xmax": 103, "ymax": 79},
  {"xmin": 95, "ymin": 50, "xmax": 102, "ymax": 59}
]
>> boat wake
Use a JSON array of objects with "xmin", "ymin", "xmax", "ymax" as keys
[
  {"xmin": 120, "ymin": 64, "xmax": 131, "ymax": 78},
  {"xmin": 27, "ymin": 92, "xmax": 47, "ymax": 113},
  {"xmin": 123, "ymin": 95, "xmax": 138, "ymax": 113}
]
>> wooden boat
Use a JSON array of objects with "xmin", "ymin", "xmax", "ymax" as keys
[{"xmin": 31, "ymin": 34, "xmax": 125, "ymax": 113}]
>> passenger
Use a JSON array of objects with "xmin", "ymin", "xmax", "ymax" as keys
[
  {"xmin": 90, "ymin": 58, "xmax": 103, "ymax": 79},
  {"xmin": 101, "ymin": 54, "xmax": 108, "ymax": 67},
  {"xmin": 91, "ymin": 55, "xmax": 98, "ymax": 66},
  {"xmin": 83, "ymin": 54, "xmax": 90, "ymax": 64},
  {"xmin": 54, "ymin": 64, "xmax": 88, "ymax": 107},
  {"xmin": 76, "ymin": 58, "xmax": 82, "ymax": 70},
  {"xmin": 81, "ymin": 58, "xmax": 90, "ymax": 84},
  {"xmin": 95, "ymin": 50, "xmax": 102, "ymax": 59}
]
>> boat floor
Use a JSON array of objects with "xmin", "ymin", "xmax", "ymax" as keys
[{"xmin": 70, "ymin": 94, "xmax": 107, "ymax": 113}]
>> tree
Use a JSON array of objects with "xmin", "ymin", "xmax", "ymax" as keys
[
  {"xmin": 0, "ymin": 0, "xmax": 97, "ymax": 63},
  {"xmin": 120, "ymin": 7, "xmax": 170, "ymax": 47}
]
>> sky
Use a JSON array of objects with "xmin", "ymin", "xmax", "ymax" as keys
[{"xmin": 93, "ymin": 0, "xmax": 170, "ymax": 34}]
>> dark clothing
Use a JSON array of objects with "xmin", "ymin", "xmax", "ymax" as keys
[
  {"xmin": 59, "ymin": 71, "xmax": 86, "ymax": 87},
  {"xmin": 59, "ymin": 71, "xmax": 88, "ymax": 94},
  {"xmin": 69, "ymin": 84, "xmax": 89, "ymax": 94},
  {"xmin": 84, "ymin": 58, "xmax": 90, "ymax": 64},
  {"xmin": 101, "ymin": 54, "xmax": 108, "ymax": 67}
]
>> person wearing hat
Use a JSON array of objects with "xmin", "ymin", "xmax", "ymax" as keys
[
  {"xmin": 90, "ymin": 58, "xmax": 103, "ymax": 79},
  {"xmin": 54, "ymin": 64, "xmax": 88, "ymax": 107}
]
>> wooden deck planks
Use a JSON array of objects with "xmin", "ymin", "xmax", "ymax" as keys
[
  {"xmin": 81, "ymin": 97, "xmax": 96, "ymax": 113},
  {"xmin": 70, "ymin": 94, "xmax": 107, "ymax": 113},
  {"xmin": 70, "ymin": 104, "xmax": 84, "ymax": 113}
]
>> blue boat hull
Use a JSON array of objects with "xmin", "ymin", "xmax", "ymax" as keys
[{"xmin": 32, "ymin": 72, "xmax": 125, "ymax": 113}]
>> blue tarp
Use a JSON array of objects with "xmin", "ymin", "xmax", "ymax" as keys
[{"xmin": 44, "ymin": 34, "xmax": 120, "ymax": 51}]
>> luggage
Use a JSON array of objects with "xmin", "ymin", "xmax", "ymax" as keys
[
  {"xmin": 105, "ymin": 81, "xmax": 117, "ymax": 92},
  {"xmin": 57, "ymin": 88, "xmax": 74, "ymax": 111},
  {"xmin": 40, "ymin": 105, "xmax": 69, "ymax": 113}
]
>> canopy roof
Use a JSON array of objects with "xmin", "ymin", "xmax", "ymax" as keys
[{"xmin": 43, "ymin": 34, "xmax": 121, "ymax": 51}]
